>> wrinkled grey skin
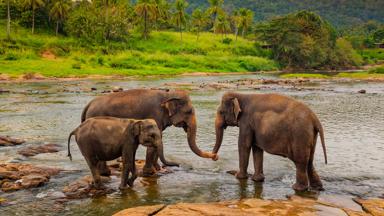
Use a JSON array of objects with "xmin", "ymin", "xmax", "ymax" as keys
[
  {"xmin": 68, "ymin": 117, "xmax": 177, "ymax": 189},
  {"xmin": 81, "ymin": 89, "xmax": 217, "ymax": 176},
  {"xmin": 212, "ymin": 92, "xmax": 327, "ymax": 191}
]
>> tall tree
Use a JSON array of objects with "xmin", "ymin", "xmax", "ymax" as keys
[
  {"xmin": 207, "ymin": 0, "xmax": 223, "ymax": 30},
  {"xmin": 21, "ymin": 0, "xmax": 46, "ymax": 34},
  {"xmin": 214, "ymin": 14, "xmax": 230, "ymax": 39},
  {"xmin": 231, "ymin": 9, "xmax": 241, "ymax": 41},
  {"xmin": 153, "ymin": 0, "xmax": 167, "ymax": 30},
  {"xmin": 6, "ymin": 0, "xmax": 11, "ymax": 39},
  {"xmin": 173, "ymin": 0, "xmax": 188, "ymax": 41},
  {"xmin": 135, "ymin": 0, "xmax": 156, "ymax": 39},
  {"xmin": 238, "ymin": 8, "xmax": 253, "ymax": 38},
  {"xmin": 192, "ymin": 8, "xmax": 207, "ymax": 41},
  {"xmin": 49, "ymin": 0, "xmax": 71, "ymax": 36}
]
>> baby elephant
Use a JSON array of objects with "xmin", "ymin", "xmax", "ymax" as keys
[{"xmin": 67, "ymin": 117, "xmax": 178, "ymax": 189}]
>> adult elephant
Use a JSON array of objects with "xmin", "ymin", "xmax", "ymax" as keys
[
  {"xmin": 82, "ymin": 89, "xmax": 217, "ymax": 176},
  {"xmin": 212, "ymin": 92, "xmax": 327, "ymax": 191}
]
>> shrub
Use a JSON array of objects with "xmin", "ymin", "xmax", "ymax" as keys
[{"xmin": 72, "ymin": 63, "xmax": 81, "ymax": 69}]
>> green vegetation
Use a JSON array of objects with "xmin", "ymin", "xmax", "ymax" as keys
[
  {"xmin": 279, "ymin": 73, "xmax": 330, "ymax": 79},
  {"xmin": 0, "ymin": 21, "xmax": 277, "ymax": 77},
  {"xmin": 189, "ymin": 0, "xmax": 384, "ymax": 27},
  {"xmin": 0, "ymin": 0, "xmax": 383, "ymax": 78}
]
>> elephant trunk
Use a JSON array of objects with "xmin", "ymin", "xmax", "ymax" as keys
[
  {"xmin": 212, "ymin": 114, "xmax": 224, "ymax": 154},
  {"xmin": 187, "ymin": 115, "xmax": 217, "ymax": 160},
  {"xmin": 157, "ymin": 140, "xmax": 179, "ymax": 167}
]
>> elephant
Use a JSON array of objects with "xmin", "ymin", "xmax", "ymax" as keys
[
  {"xmin": 67, "ymin": 117, "xmax": 177, "ymax": 189},
  {"xmin": 81, "ymin": 89, "xmax": 217, "ymax": 176},
  {"xmin": 211, "ymin": 92, "xmax": 327, "ymax": 191}
]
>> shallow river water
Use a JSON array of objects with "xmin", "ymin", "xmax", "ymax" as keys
[{"xmin": 0, "ymin": 74, "xmax": 383, "ymax": 215}]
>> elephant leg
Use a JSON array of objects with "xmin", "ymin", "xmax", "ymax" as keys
[
  {"xmin": 292, "ymin": 162, "xmax": 309, "ymax": 191},
  {"xmin": 143, "ymin": 147, "xmax": 157, "ymax": 176},
  {"xmin": 120, "ymin": 156, "xmax": 130, "ymax": 190},
  {"xmin": 236, "ymin": 127, "xmax": 253, "ymax": 179},
  {"xmin": 97, "ymin": 161, "xmax": 111, "ymax": 177},
  {"xmin": 308, "ymin": 144, "xmax": 324, "ymax": 190},
  {"xmin": 128, "ymin": 149, "xmax": 138, "ymax": 187},
  {"xmin": 86, "ymin": 158, "xmax": 102, "ymax": 189},
  {"xmin": 251, "ymin": 144, "xmax": 265, "ymax": 182}
]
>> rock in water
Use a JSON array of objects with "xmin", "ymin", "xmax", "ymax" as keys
[
  {"xmin": 358, "ymin": 89, "xmax": 366, "ymax": 94},
  {"xmin": 0, "ymin": 136, "xmax": 25, "ymax": 146},
  {"xmin": 0, "ymin": 163, "xmax": 60, "ymax": 192},
  {"xmin": 18, "ymin": 143, "xmax": 61, "ymax": 157}
]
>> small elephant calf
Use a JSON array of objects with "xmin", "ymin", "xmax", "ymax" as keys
[{"xmin": 67, "ymin": 117, "xmax": 177, "ymax": 189}]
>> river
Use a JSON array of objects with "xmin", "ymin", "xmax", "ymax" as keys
[{"xmin": 0, "ymin": 74, "xmax": 383, "ymax": 215}]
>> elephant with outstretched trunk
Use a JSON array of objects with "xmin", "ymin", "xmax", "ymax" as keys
[
  {"xmin": 82, "ymin": 89, "xmax": 217, "ymax": 176},
  {"xmin": 212, "ymin": 92, "xmax": 327, "ymax": 191}
]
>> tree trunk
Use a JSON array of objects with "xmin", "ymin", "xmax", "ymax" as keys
[
  {"xmin": 55, "ymin": 20, "xmax": 59, "ymax": 36},
  {"xmin": 145, "ymin": 11, "xmax": 147, "ymax": 39},
  {"xmin": 180, "ymin": 23, "xmax": 182, "ymax": 41},
  {"xmin": 6, "ymin": 0, "xmax": 11, "ymax": 40},
  {"xmin": 242, "ymin": 27, "xmax": 245, "ymax": 38},
  {"xmin": 32, "ymin": 8, "xmax": 35, "ymax": 34}
]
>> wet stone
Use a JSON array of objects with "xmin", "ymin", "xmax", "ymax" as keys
[
  {"xmin": 18, "ymin": 143, "xmax": 61, "ymax": 157},
  {"xmin": 113, "ymin": 195, "xmax": 377, "ymax": 216},
  {"xmin": 358, "ymin": 89, "xmax": 367, "ymax": 94},
  {"xmin": 0, "ymin": 163, "xmax": 60, "ymax": 192},
  {"xmin": 0, "ymin": 136, "xmax": 25, "ymax": 146}
]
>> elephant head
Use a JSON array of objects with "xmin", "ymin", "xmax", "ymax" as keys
[
  {"xmin": 133, "ymin": 119, "xmax": 178, "ymax": 166},
  {"xmin": 161, "ymin": 91, "xmax": 217, "ymax": 160},
  {"xmin": 212, "ymin": 93, "xmax": 242, "ymax": 155}
]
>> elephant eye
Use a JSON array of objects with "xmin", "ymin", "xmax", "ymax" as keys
[{"xmin": 185, "ymin": 109, "xmax": 193, "ymax": 114}]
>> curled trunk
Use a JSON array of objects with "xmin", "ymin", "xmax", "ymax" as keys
[
  {"xmin": 187, "ymin": 115, "xmax": 216, "ymax": 159},
  {"xmin": 157, "ymin": 140, "xmax": 179, "ymax": 167}
]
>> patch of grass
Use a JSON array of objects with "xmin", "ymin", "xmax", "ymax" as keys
[
  {"xmin": 0, "ymin": 24, "xmax": 279, "ymax": 78},
  {"xmin": 280, "ymin": 73, "xmax": 330, "ymax": 79},
  {"xmin": 336, "ymin": 71, "xmax": 384, "ymax": 79},
  {"xmin": 369, "ymin": 66, "xmax": 384, "ymax": 74},
  {"xmin": 359, "ymin": 49, "xmax": 384, "ymax": 64}
]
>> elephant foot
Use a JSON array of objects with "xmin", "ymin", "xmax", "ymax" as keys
[
  {"xmin": 310, "ymin": 182, "xmax": 324, "ymax": 191},
  {"xmin": 292, "ymin": 183, "xmax": 309, "ymax": 192},
  {"xmin": 142, "ymin": 167, "xmax": 156, "ymax": 177},
  {"xmin": 235, "ymin": 172, "xmax": 249, "ymax": 179},
  {"xmin": 252, "ymin": 173, "xmax": 265, "ymax": 182}
]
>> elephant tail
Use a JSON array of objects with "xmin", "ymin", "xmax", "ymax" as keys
[
  {"xmin": 315, "ymin": 119, "xmax": 327, "ymax": 164},
  {"xmin": 67, "ymin": 129, "xmax": 77, "ymax": 161},
  {"xmin": 81, "ymin": 102, "xmax": 91, "ymax": 123}
]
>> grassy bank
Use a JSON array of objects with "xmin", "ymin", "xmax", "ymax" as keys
[
  {"xmin": 280, "ymin": 66, "xmax": 384, "ymax": 79},
  {"xmin": 0, "ymin": 21, "xmax": 278, "ymax": 78}
]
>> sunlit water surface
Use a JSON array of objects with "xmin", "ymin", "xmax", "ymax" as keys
[{"xmin": 0, "ymin": 74, "xmax": 383, "ymax": 215}]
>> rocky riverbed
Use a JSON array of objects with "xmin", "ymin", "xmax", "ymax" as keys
[
  {"xmin": 114, "ymin": 196, "xmax": 384, "ymax": 216},
  {"xmin": 1, "ymin": 74, "xmax": 383, "ymax": 215}
]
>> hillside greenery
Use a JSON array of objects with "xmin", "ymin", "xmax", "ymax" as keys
[{"xmin": 0, "ymin": 0, "xmax": 383, "ymax": 78}]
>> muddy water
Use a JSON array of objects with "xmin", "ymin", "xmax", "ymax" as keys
[{"xmin": 0, "ymin": 75, "xmax": 383, "ymax": 215}]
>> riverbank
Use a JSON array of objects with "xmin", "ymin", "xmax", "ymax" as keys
[
  {"xmin": 1, "ymin": 67, "xmax": 384, "ymax": 83},
  {"xmin": 113, "ymin": 195, "xmax": 384, "ymax": 216}
]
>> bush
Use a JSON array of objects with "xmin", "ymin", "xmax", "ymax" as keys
[
  {"xmin": 72, "ymin": 63, "xmax": 81, "ymax": 69},
  {"xmin": 222, "ymin": 38, "xmax": 232, "ymax": 44},
  {"xmin": 329, "ymin": 38, "xmax": 363, "ymax": 67}
]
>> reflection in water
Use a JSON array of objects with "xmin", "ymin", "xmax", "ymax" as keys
[{"xmin": 0, "ymin": 76, "xmax": 383, "ymax": 215}]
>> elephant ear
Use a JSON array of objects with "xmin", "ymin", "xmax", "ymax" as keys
[
  {"xmin": 132, "ymin": 121, "xmax": 142, "ymax": 137},
  {"xmin": 161, "ymin": 98, "xmax": 182, "ymax": 116},
  {"xmin": 232, "ymin": 98, "xmax": 242, "ymax": 121}
]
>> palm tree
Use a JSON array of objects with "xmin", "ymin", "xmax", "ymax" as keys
[
  {"xmin": 6, "ymin": 0, "xmax": 11, "ymax": 39},
  {"xmin": 207, "ymin": 0, "xmax": 223, "ymax": 27},
  {"xmin": 135, "ymin": 0, "xmax": 156, "ymax": 39},
  {"xmin": 173, "ymin": 0, "xmax": 188, "ymax": 41},
  {"xmin": 192, "ymin": 8, "xmax": 207, "ymax": 41},
  {"xmin": 214, "ymin": 14, "xmax": 230, "ymax": 39},
  {"xmin": 21, "ymin": 0, "xmax": 45, "ymax": 34},
  {"xmin": 153, "ymin": 0, "xmax": 167, "ymax": 30},
  {"xmin": 49, "ymin": 0, "xmax": 71, "ymax": 36},
  {"xmin": 231, "ymin": 9, "xmax": 241, "ymax": 41},
  {"xmin": 238, "ymin": 8, "xmax": 253, "ymax": 38}
]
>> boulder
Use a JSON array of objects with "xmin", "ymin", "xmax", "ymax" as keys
[
  {"xmin": 113, "ymin": 196, "xmax": 380, "ymax": 216},
  {"xmin": 354, "ymin": 198, "xmax": 384, "ymax": 216},
  {"xmin": 18, "ymin": 143, "xmax": 61, "ymax": 157},
  {"xmin": 0, "ymin": 163, "xmax": 60, "ymax": 192},
  {"xmin": 0, "ymin": 136, "xmax": 25, "ymax": 146},
  {"xmin": 358, "ymin": 89, "xmax": 366, "ymax": 94}
]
